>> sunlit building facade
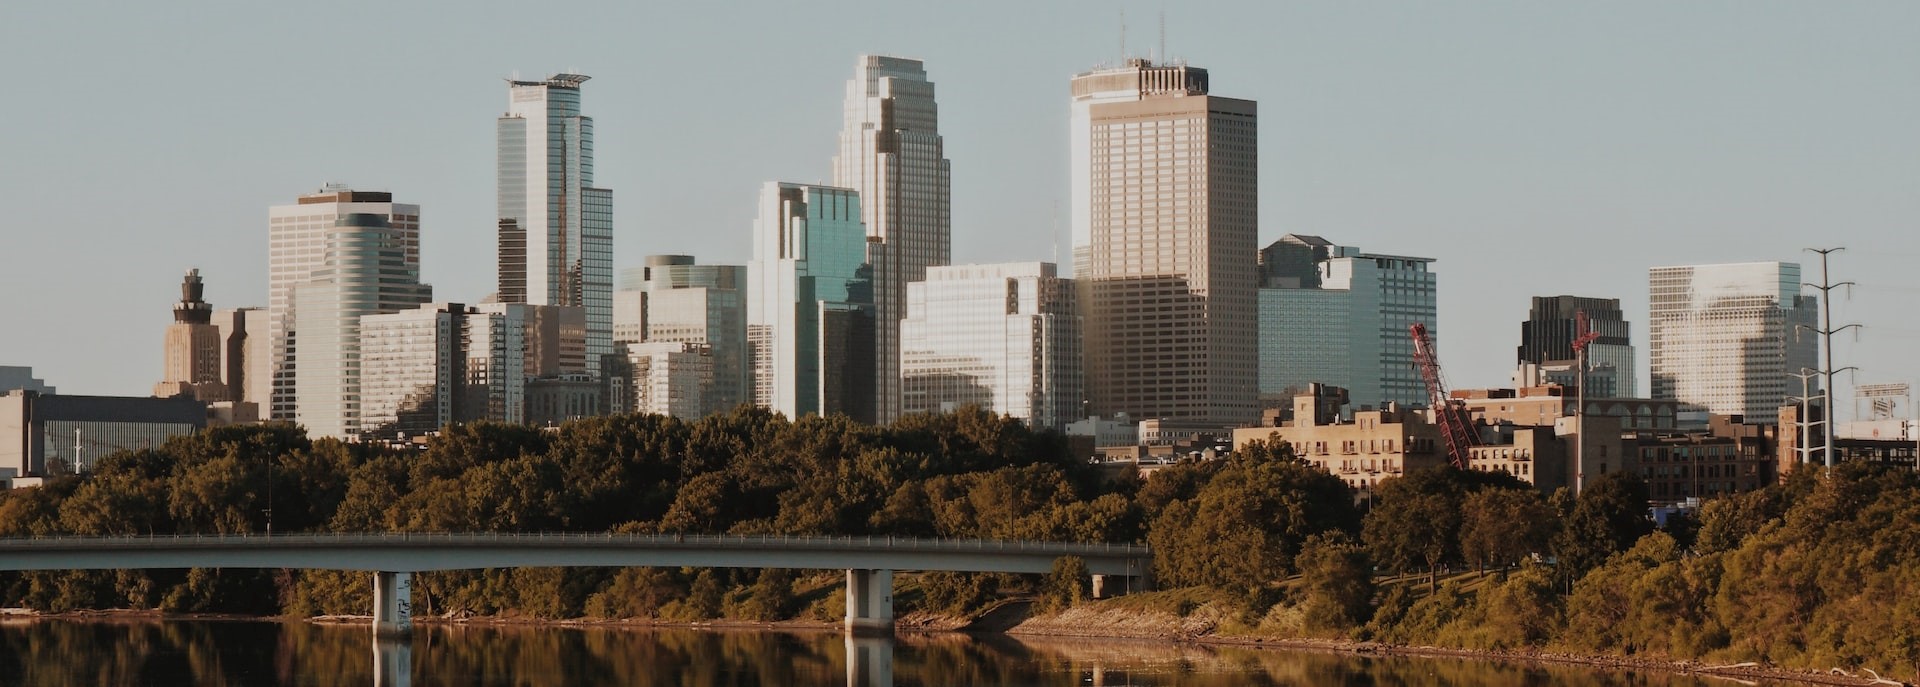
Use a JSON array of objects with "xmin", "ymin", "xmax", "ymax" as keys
[
  {"xmin": 497, "ymin": 73, "xmax": 614, "ymax": 379},
  {"xmin": 288, "ymin": 212, "xmax": 433, "ymax": 440},
  {"xmin": 615, "ymin": 255, "xmax": 747, "ymax": 415},
  {"xmin": 625, "ymin": 341, "xmax": 712, "ymax": 418},
  {"xmin": 268, "ymin": 187, "xmax": 420, "ymax": 421},
  {"xmin": 832, "ymin": 55, "xmax": 952, "ymax": 424},
  {"xmin": 1649, "ymin": 262, "xmax": 1818, "ymax": 421},
  {"xmin": 1072, "ymin": 59, "xmax": 1259, "ymax": 427},
  {"xmin": 901, "ymin": 262, "xmax": 1082, "ymax": 430},
  {"xmin": 1257, "ymin": 235, "xmax": 1436, "ymax": 412},
  {"xmin": 747, "ymin": 183, "xmax": 875, "ymax": 421}
]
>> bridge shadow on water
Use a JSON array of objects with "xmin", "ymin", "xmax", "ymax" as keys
[{"xmin": 1, "ymin": 619, "xmax": 1758, "ymax": 687}]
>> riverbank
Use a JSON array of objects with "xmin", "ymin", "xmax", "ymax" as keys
[{"xmin": 6, "ymin": 606, "xmax": 1905, "ymax": 686}]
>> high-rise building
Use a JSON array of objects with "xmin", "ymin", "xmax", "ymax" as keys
[
  {"xmin": 288, "ymin": 212, "xmax": 433, "ymax": 440},
  {"xmin": 901, "ymin": 262, "xmax": 1083, "ymax": 430},
  {"xmin": 1649, "ymin": 262, "xmax": 1818, "ymax": 421},
  {"xmin": 497, "ymin": 73, "xmax": 614, "ymax": 380},
  {"xmin": 154, "ymin": 269, "xmax": 227, "ymax": 401},
  {"xmin": 1257, "ymin": 235, "xmax": 1437, "ymax": 411},
  {"xmin": 471, "ymin": 301, "xmax": 587, "ymax": 425},
  {"xmin": 614, "ymin": 255, "xmax": 747, "ymax": 416},
  {"xmin": 268, "ymin": 186, "xmax": 421, "ymax": 421},
  {"xmin": 832, "ymin": 55, "xmax": 952, "ymax": 424},
  {"xmin": 624, "ymin": 341, "xmax": 712, "ymax": 418},
  {"xmin": 209, "ymin": 308, "xmax": 269, "ymax": 407},
  {"xmin": 1072, "ymin": 59, "xmax": 1258, "ymax": 427},
  {"xmin": 359, "ymin": 303, "xmax": 468, "ymax": 439},
  {"xmin": 1516, "ymin": 295, "xmax": 1637, "ymax": 398},
  {"xmin": 747, "ymin": 182, "xmax": 875, "ymax": 422}
]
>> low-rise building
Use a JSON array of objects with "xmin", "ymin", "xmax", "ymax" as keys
[
  {"xmin": 1635, "ymin": 415, "xmax": 1777, "ymax": 506},
  {"xmin": 1, "ymin": 390, "xmax": 206, "ymax": 487},
  {"xmin": 1232, "ymin": 384, "xmax": 1447, "ymax": 493}
]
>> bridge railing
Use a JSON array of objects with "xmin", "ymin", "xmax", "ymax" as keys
[{"xmin": 0, "ymin": 531, "xmax": 1150, "ymax": 558}]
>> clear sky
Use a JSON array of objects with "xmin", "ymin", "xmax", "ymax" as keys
[{"xmin": 2, "ymin": 1, "xmax": 1915, "ymax": 421}]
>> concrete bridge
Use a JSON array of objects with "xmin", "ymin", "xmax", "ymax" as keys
[{"xmin": 0, "ymin": 532, "xmax": 1152, "ymax": 637}]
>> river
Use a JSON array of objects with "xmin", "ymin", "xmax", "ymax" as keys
[{"xmin": 0, "ymin": 620, "xmax": 1811, "ymax": 686}]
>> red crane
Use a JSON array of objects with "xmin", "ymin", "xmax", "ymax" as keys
[{"xmin": 1410, "ymin": 322, "xmax": 1475, "ymax": 470}]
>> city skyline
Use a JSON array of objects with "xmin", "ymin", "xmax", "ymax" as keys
[{"xmin": 2, "ymin": 2, "xmax": 1916, "ymax": 416}]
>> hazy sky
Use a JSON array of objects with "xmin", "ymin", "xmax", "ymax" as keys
[{"xmin": 3, "ymin": 1, "xmax": 1915, "ymax": 421}]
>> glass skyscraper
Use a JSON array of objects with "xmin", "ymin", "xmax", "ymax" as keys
[
  {"xmin": 268, "ymin": 187, "xmax": 420, "ymax": 422},
  {"xmin": 288, "ymin": 213, "xmax": 433, "ymax": 440},
  {"xmin": 832, "ymin": 55, "xmax": 952, "ymax": 424},
  {"xmin": 497, "ymin": 73, "xmax": 614, "ymax": 379},
  {"xmin": 1257, "ymin": 235, "xmax": 1437, "ymax": 412},
  {"xmin": 1516, "ymin": 295, "xmax": 1637, "ymax": 398},
  {"xmin": 1649, "ymin": 262, "xmax": 1817, "ymax": 421},
  {"xmin": 900, "ymin": 262, "xmax": 1083, "ymax": 430},
  {"xmin": 747, "ymin": 183, "xmax": 875, "ymax": 422},
  {"xmin": 614, "ymin": 255, "xmax": 747, "ymax": 416}
]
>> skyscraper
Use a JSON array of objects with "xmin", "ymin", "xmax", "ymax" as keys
[
  {"xmin": 832, "ymin": 55, "xmax": 952, "ymax": 424},
  {"xmin": 901, "ymin": 262, "xmax": 1083, "ymax": 430},
  {"xmin": 1649, "ymin": 262, "xmax": 1818, "ymax": 421},
  {"xmin": 289, "ymin": 212, "xmax": 433, "ymax": 439},
  {"xmin": 747, "ymin": 182, "xmax": 875, "ymax": 422},
  {"xmin": 1072, "ymin": 59, "xmax": 1258, "ymax": 426},
  {"xmin": 614, "ymin": 255, "xmax": 747, "ymax": 416},
  {"xmin": 268, "ymin": 186, "xmax": 421, "ymax": 422},
  {"xmin": 497, "ymin": 73, "xmax": 614, "ymax": 379},
  {"xmin": 1516, "ymin": 295, "xmax": 1636, "ymax": 398},
  {"xmin": 1257, "ymin": 235, "xmax": 1437, "ymax": 411},
  {"xmin": 154, "ymin": 269, "xmax": 226, "ymax": 401}
]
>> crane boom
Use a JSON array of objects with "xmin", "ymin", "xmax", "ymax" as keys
[{"xmin": 1410, "ymin": 323, "xmax": 1475, "ymax": 470}]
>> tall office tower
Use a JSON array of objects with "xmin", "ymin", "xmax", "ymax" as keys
[
  {"xmin": 900, "ymin": 262, "xmax": 1083, "ymax": 430},
  {"xmin": 1072, "ymin": 59, "xmax": 1258, "ymax": 426},
  {"xmin": 747, "ymin": 182, "xmax": 875, "ymax": 422},
  {"xmin": 268, "ymin": 186, "xmax": 421, "ymax": 421},
  {"xmin": 289, "ymin": 213, "xmax": 433, "ymax": 440},
  {"xmin": 1257, "ymin": 235, "xmax": 1437, "ymax": 412},
  {"xmin": 614, "ymin": 255, "xmax": 747, "ymax": 415},
  {"xmin": 153, "ymin": 269, "xmax": 227, "ymax": 401},
  {"xmin": 1649, "ymin": 262, "xmax": 1818, "ymax": 421},
  {"xmin": 0, "ymin": 367, "xmax": 54, "ymax": 395},
  {"xmin": 497, "ymin": 73, "xmax": 614, "ymax": 379},
  {"xmin": 832, "ymin": 55, "xmax": 952, "ymax": 425},
  {"xmin": 1516, "ymin": 295, "xmax": 1637, "ymax": 398}
]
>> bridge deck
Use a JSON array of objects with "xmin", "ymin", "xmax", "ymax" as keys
[{"xmin": 0, "ymin": 533, "xmax": 1151, "ymax": 576}]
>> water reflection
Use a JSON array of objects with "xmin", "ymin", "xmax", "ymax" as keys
[{"xmin": 0, "ymin": 619, "xmax": 1811, "ymax": 687}]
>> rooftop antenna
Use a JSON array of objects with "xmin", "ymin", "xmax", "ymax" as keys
[
  {"xmin": 1159, "ymin": 11, "xmax": 1167, "ymax": 64},
  {"xmin": 1119, "ymin": 9, "xmax": 1127, "ymax": 62}
]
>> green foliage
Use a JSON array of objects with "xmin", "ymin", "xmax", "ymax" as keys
[
  {"xmin": 1295, "ymin": 531, "xmax": 1374, "ymax": 636},
  {"xmin": 1041, "ymin": 556, "xmax": 1090, "ymax": 612},
  {"xmin": 1550, "ymin": 472, "xmax": 1654, "ymax": 585},
  {"xmin": 1147, "ymin": 460, "xmax": 1357, "ymax": 593}
]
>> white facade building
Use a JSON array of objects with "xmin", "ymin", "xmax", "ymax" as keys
[
  {"xmin": 1649, "ymin": 262, "xmax": 1818, "ymax": 421},
  {"xmin": 747, "ymin": 182, "xmax": 875, "ymax": 421},
  {"xmin": 832, "ymin": 55, "xmax": 952, "ymax": 424},
  {"xmin": 286, "ymin": 212, "xmax": 432, "ymax": 440},
  {"xmin": 625, "ymin": 341, "xmax": 712, "ymax": 418},
  {"xmin": 1257, "ymin": 235, "xmax": 1436, "ymax": 411},
  {"xmin": 615, "ymin": 255, "xmax": 747, "ymax": 416},
  {"xmin": 497, "ymin": 74, "xmax": 613, "ymax": 379},
  {"xmin": 900, "ymin": 262, "xmax": 1083, "ymax": 430},
  {"xmin": 268, "ymin": 187, "xmax": 420, "ymax": 421}
]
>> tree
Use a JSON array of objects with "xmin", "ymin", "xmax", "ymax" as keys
[
  {"xmin": 1148, "ymin": 461, "xmax": 1357, "ymax": 592},
  {"xmin": 1295, "ymin": 531, "xmax": 1374, "ymax": 635},
  {"xmin": 1458, "ymin": 487, "xmax": 1556, "ymax": 574},
  {"xmin": 1042, "ymin": 556, "xmax": 1090, "ymax": 612},
  {"xmin": 1551, "ymin": 472, "xmax": 1653, "ymax": 585}
]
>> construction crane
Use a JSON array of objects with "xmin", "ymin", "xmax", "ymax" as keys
[
  {"xmin": 1570, "ymin": 310, "xmax": 1602, "ymax": 493},
  {"xmin": 1410, "ymin": 323, "xmax": 1475, "ymax": 470}
]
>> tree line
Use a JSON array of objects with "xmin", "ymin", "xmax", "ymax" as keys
[{"xmin": 0, "ymin": 407, "xmax": 1915, "ymax": 680}]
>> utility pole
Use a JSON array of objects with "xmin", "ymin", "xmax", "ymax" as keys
[
  {"xmin": 1788, "ymin": 368, "xmax": 1821, "ymax": 468},
  {"xmin": 1802, "ymin": 248, "xmax": 1859, "ymax": 476}
]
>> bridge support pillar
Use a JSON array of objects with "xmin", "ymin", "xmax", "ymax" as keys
[
  {"xmin": 372, "ymin": 571, "xmax": 413, "ymax": 639},
  {"xmin": 843, "ymin": 568, "xmax": 893, "ymax": 636}
]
